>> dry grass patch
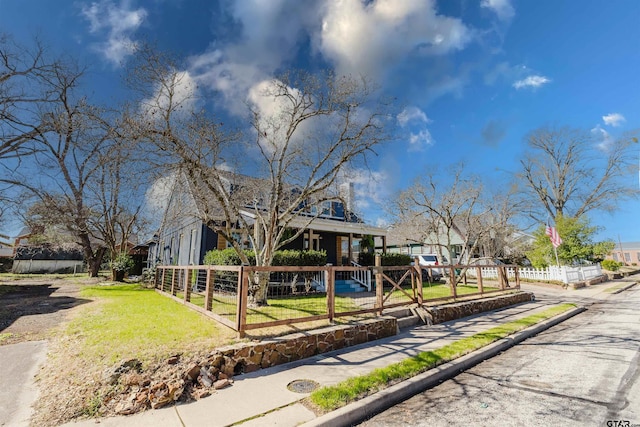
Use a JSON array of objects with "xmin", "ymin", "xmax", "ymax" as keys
[{"xmin": 32, "ymin": 283, "xmax": 239, "ymax": 426}]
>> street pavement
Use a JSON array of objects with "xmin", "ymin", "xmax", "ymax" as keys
[
  {"xmin": 1, "ymin": 275, "xmax": 636, "ymax": 427},
  {"xmin": 360, "ymin": 281, "xmax": 640, "ymax": 426}
]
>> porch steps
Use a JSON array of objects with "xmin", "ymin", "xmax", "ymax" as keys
[
  {"xmin": 335, "ymin": 279, "xmax": 367, "ymax": 293},
  {"xmin": 383, "ymin": 305, "xmax": 430, "ymax": 330}
]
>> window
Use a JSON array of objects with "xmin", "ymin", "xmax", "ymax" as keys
[
  {"xmin": 613, "ymin": 253, "xmax": 618, "ymax": 261},
  {"xmin": 625, "ymin": 253, "xmax": 631, "ymax": 262},
  {"xmin": 637, "ymin": 252, "xmax": 640, "ymax": 262}
]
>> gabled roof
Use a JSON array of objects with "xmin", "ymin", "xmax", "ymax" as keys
[
  {"xmin": 239, "ymin": 209, "xmax": 386, "ymax": 236},
  {"xmin": 613, "ymin": 242, "xmax": 640, "ymax": 251},
  {"xmin": 162, "ymin": 170, "xmax": 376, "ymax": 233}
]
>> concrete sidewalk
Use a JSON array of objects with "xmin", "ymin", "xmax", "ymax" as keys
[{"xmin": 63, "ymin": 295, "xmax": 587, "ymax": 427}]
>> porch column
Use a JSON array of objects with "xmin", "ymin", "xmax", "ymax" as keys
[{"xmin": 348, "ymin": 233, "xmax": 353, "ymax": 263}]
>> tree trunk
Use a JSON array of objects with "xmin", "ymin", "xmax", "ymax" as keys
[
  {"xmin": 84, "ymin": 246, "xmax": 106, "ymax": 278},
  {"xmin": 248, "ymin": 271, "xmax": 270, "ymax": 307}
]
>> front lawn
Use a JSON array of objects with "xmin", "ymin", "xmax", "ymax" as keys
[{"xmin": 67, "ymin": 283, "xmax": 237, "ymax": 365}]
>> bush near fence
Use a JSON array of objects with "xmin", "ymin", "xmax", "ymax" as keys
[{"xmin": 204, "ymin": 249, "xmax": 328, "ymax": 297}]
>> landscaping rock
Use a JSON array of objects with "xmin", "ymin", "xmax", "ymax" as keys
[
  {"xmin": 213, "ymin": 378, "xmax": 232, "ymax": 390},
  {"xmin": 186, "ymin": 364, "xmax": 201, "ymax": 381}
]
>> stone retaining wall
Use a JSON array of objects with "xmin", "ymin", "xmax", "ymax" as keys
[
  {"xmin": 424, "ymin": 291, "xmax": 535, "ymax": 324},
  {"xmin": 215, "ymin": 317, "xmax": 398, "ymax": 374},
  {"xmin": 209, "ymin": 292, "xmax": 533, "ymax": 376}
]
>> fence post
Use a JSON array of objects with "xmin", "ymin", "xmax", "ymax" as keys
[
  {"xmin": 413, "ymin": 257, "xmax": 423, "ymax": 305},
  {"xmin": 204, "ymin": 267, "xmax": 213, "ymax": 311},
  {"xmin": 236, "ymin": 267, "xmax": 248, "ymax": 338},
  {"xmin": 498, "ymin": 266, "xmax": 507, "ymax": 290},
  {"xmin": 159, "ymin": 267, "xmax": 166, "ymax": 290},
  {"xmin": 514, "ymin": 266, "xmax": 521, "ymax": 289},
  {"xmin": 184, "ymin": 267, "xmax": 192, "ymax": 302},
  {"xmin": 476, "ymin": 267, "xmax": 484, "ymax": 294},
  {"xmin": 325, "ymin": 267, "xmax": 335, "ymax": 323},
  {"xmin": 375, "ymin": 254, "xmax": 384, "ymax": 313},
  {"xmin": 171, "ymin": 268, "xmax": 177, "ymax": 296}
]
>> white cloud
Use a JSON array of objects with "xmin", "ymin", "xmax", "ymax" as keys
[
  {"xmin": 183, "ymin": 0, "xmax": 475, "ymax": 118},
  {"xmin": 397, "ymin": 107, "xmax": 430, "ymax": 127},
  {"xmin": 481, "ymin": 0, "xmax": 515, "ymax": 21},
  {"xmin": 318, "ymin": 0, "xmax": 471, "ymax": 79},
  {"xmin": 513, "ymin": 75, "xmax": 551, "ymax": 89},
  {"xmin": 591, "ymin": 125, "xmax": 614, "ymax": 151},
  {"xmin": 408, "ymin": 129, "xmax": 435, "ymax": 151},
  {"xmin": 140, "ymin": 70, "xmax": 198, "ymax": 120},
  {"xmin": 81, "ymin": 0, "xmax": 147, "ymax": 65},
  {"xmin": 602, "ymin": 112, "xmax": 626, "ymax": 127},
  {"xmin": 340, "ymin": 167, "xmax": 392, "ymax": 215}
]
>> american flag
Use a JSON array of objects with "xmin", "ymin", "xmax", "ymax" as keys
[{"xmin": 545, "ymin": 225, "xmax": 563, "ymax": 248}]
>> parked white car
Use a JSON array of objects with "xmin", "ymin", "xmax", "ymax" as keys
[{"xmin": 412, "ymin": 254, "xmax": 449, "ymax": 282}]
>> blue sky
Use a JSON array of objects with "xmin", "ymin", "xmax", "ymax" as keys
[{"xmin": 1, "ymin": 0, "xmax": 639, "ymax": 242}]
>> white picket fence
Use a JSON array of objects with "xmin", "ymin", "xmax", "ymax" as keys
[{"xmin": 473, "ymin": 264, "xmax": 603, "ymax": 284}]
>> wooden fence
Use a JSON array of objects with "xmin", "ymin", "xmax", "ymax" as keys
[{"xmin": 154, "ymin": 259, "xmax": 520, "ymax": 337}]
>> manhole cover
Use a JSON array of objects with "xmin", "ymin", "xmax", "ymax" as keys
[{"xmin": 287, "ymin": 379, "xmax": 320, "ymax": 393}]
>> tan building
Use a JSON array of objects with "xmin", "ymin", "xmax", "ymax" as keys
[{"xmin": 607, "ymin": 242, "xmax": 640, "ymax": 265}]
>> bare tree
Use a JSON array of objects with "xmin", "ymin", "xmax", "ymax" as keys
[
  {"xmin": 393, "ymin": 165, "xmax": 485, "ymax": 264},
  {"xmin": 89, "ymin": 138, "xmax": 146, "ymax": 279},
  {"xmin": 0, "ymin": 33, "xmax": 59, "ymax": 160},
  {"xmin": 127, "ymin": 48, "xmax": 394, "ymax": 305},
  {"xmin": 4, "ymin": 59, "xmax": 144, "ymax": 277},
  {"xmin": 391, "ymin": 164, "xmax": 518, "ymax": 282},
  {"xmin": 518, "ymin": 126, "xmax": 639, "ymax": 221},
  {"xmin": 0, "ymin": 34, "xmax": 65, "ymax": 225}
]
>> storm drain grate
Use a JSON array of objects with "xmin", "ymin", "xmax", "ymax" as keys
[{"xmin": 287, "ymin": 379, "xmax": 320, "ymax": 393}]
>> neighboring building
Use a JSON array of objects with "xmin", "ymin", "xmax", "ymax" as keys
[
  {"xmin": 607, "ymin": 242, "xmax": 640, "ymax": 265},
  {"xmin": 0, "ymin": 233, "xmax": 12, "ymax": 258},
  {"xmin": 382, "ymin": 225, "xmax": 533, "ymax": 265},
  {"xmin": 381, "ymin": 225, "xmax": 478, "ymax": 264},
  {"xmin": 12, "ymin": 245, "xmax": 85, "ymax": 274},
  {"xmin": 149, "ymin": 173, "xmax": 387, "ymax": 267}
]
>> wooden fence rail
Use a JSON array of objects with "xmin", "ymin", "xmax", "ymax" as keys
[{"xmin": 154, "ymin": 258, "xmax": 519, "ymax": 337}]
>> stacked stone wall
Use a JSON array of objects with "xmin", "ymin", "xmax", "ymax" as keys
[{"xmin": 425, "ymin": 292, "xmax": 534, "ymax": 324}]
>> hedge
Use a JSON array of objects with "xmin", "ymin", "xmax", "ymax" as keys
[
  {"xmin": 358, "ymin": 252, "xmax": 412, "ymax": 266},
  {"xmin": 204, "ymin": 248, "xmax": 327, "ymax": 266}
]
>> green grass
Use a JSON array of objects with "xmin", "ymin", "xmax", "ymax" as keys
[
  {"xmin": 67, "ymin": 284, "xmax": 237, "ymax": 366},
  {"xmin": 603, "ymin": 282, "xmax": 635, "ymax": 293},
  {"xmin": 422, "ymin": 283, "xmax": 497, "ymax": 299},
  {"xmin": 0, "ymin": 332, "xmax": 14, "ymax": 343},
  {"xmin": 175, "ymin": 283, "xmax": 500, "ymax": 325},
  {"xmin": 309, "ymin": 303, "xmax": 576, "ymax": 412},
  {"xmin": 178, "ymin": 291, "xmax": 362, "ymax": 324}
]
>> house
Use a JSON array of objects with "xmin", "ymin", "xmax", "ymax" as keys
[
  {"xmin": 148, "ymin": 173, "xmax": 388, "ymax": 267},
  {"xmin": 0, "ymin": 233, "xmax": 12, "ymax": 258},
  {"xmin": 607, "ymin": 242, "xmax": 640, "ymax": 265},
  {"xmin": 381, "ymin": 222, "xmax": 481, "ymax": 264},
  {"xmin": 382, "ymin": 224, "xmax": 531, "ymax": 265},
  {"xmin": 10, "ymin": 226, "xmax": 85, "ymax": 273}
]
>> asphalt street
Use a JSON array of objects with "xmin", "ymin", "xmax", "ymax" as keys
[{"xmin": 359, "ymin": 284, "xmax": 640, "ymax": 426}]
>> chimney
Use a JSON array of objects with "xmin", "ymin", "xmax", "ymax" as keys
[{"xmin": 339, "ymin": 182, "xmax": 355, "ymax": 212}]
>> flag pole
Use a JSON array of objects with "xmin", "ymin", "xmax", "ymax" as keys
[{"xmin": 553, "ymin": 244, "xmax": 560, "ymax": 267}]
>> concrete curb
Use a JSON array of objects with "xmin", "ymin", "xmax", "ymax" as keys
[
  {"xmin": 301, "ymin": 305, "xmax": 586, "ymax": 427},
  {"xmin": 611, "ymin": 281, "xmax": 637, "ymax": 294}
]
